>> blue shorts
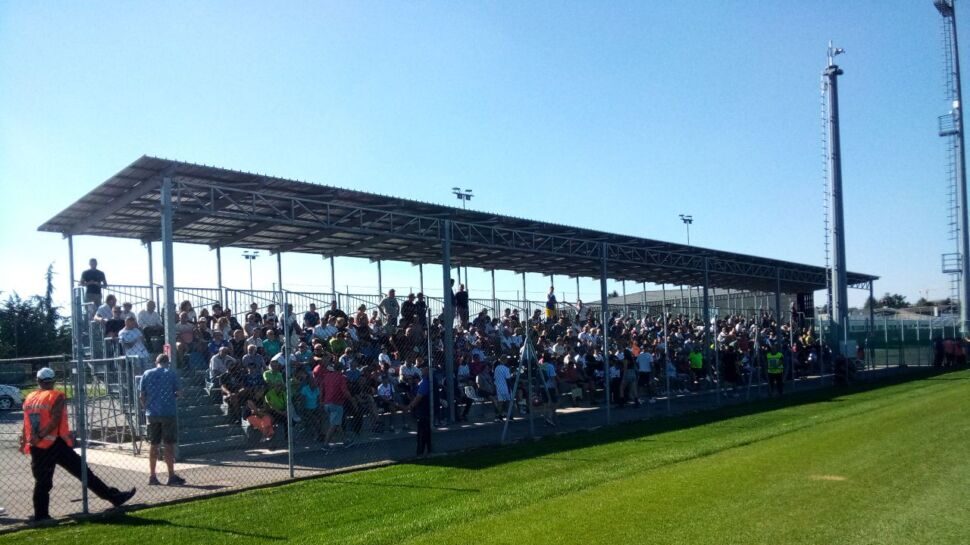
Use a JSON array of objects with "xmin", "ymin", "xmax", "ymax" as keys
[{"xmin": 325, "ymin": 404, "xmax": 344, "ymax": 426}]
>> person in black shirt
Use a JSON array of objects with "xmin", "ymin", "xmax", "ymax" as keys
[
  {"xmin": 303, "ymin": 304, "xmax": 321, "ymax": 330},
  {"xmin": 323, "ymin": 301, "xmax": 347, "ymax": 323},
  {"xmin": 415, "ymin": 293, "xmax": 428, "ymax": 328},
  {"xmin": 455, "ymin": 284, "xmax": 470, "ymax": 328},
  {"xmin": 79, "ymin": 258, "xmax": 107, "ymax": 309},
  {"xmin": 400, "ymin": 293, "xmax": 417, "ymax": 327}
]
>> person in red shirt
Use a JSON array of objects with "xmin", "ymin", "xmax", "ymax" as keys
[{"xmin": 315, "ymin": 358, "xmax": 357, "ymax": 448}]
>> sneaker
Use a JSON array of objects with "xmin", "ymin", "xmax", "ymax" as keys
[
  {"xmin": 110, "ymin": 488, "xmax": 136, "ymax": 507},
  {"xmin": 148, "ymin": 476, "xmax": 161, "ymax": 486},
  {"xmin": 167, "ymin": 475, "xmax": 186, "ymax": 486},
  {"xmin": 0, "ymin": 507, "xmax": 6, "ymax": 516}
]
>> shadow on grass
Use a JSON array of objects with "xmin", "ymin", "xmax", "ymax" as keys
[
  {"xmin": 411, "ymin": 367, "xmax": 960, "ymax": 471},
  {"xmin": 86, "ymin": 513, "xmax": 286, "ymax": 540},
  {"xmin": 321, "ymin": 479, "xmax": 479, "ymax": 493}
]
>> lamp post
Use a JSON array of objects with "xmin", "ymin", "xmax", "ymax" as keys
[
  {"xmin": 452, "ymin": 187, "xmax": 473, "ymax": 289},
  {"xmin": 679, "ymin": 214, "xmax": 693, "ymax": 245},
  {"xmin": 242, "ymin": 251, "xmax": 259, "ymax": 290}
]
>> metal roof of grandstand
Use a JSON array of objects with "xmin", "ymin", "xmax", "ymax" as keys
[{"xmin": 38, "ymin": 156, "xmax": 877, "ymax": 293}]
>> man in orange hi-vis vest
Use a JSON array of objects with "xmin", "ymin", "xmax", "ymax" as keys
[{"xmin": 20, "ymin": 367, "xmax": 136, "ymax": 522}]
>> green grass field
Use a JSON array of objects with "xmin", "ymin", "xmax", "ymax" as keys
[{"xmin": 9, "ymin": 370, "xmax": 970, "ymax": 545}]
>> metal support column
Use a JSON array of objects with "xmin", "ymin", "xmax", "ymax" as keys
[
  {"xmin": 661, "ymin": 282, "xmax": 671, "ymax": 415},
  {"xmin": 600, "ymin": 243, "xmax": 611, "ymax": 425},
  {"xmin": 825, "ymin": 49, "xmax": 850, "ymax": 353},
  {"xmin": 68, "ymin": 235, "xmax": 89, "ymax": 514},
  {"xmin": 702, "ymin": 259, "xmax": 718, "ymax": 404},
  {"xmin": 277, "ymin": 253, "xmax": 294, "ymax": 476},
  {"xmin": 622, "ymin": 280, "xmax": 628, "ymax": 317},
  {"xmin": 215, "ymin": 246, "xmax": 223, "ymax": 303},
  {"xmin": 869, "ymin": 281, "xmax": 876, "ymax": 367},
  {"xmin": 419, "ymin": 263, "xmax": 425, "ymax": 295},
  {"xmin": 641, "ymin": 282, "xmax": 648, "ymax": 317},
  {"xmin": 491, "ymin": 269, "xmax": 497, "ymax": 316},
  {"xmin": 377, "ymin": 259, "xmax": 383, "ymax": 296},
  {"xmin": 576, "ymin": 277, "xmax": 581, "ymax": 305},
  {"xmin": 522, "ymin": 272, "xmax": 527, "ymax": 315},
  {"xmin": 329, "ymin": 256, "xmax": 336, "ymax": 297},
  {"xmin": 145, "ymin": 241, "xmax": 154, "ymax": 289},
  {"xmin": 441, "ymin": 221, "xmax": 456, "ymax": 423},
  {"xmin": 523, "ymin": 271, "xmax": 534, "ymax": 436},
  {"xmin": 160, "ymin": 176, "xmax": 177, "ymax": 359}
]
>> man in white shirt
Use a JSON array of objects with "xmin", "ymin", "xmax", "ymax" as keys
[
  {"xmin": 636, "ymin": 349, "xmax": 654, "ymax": 400},
  {"xmin": 493, "ymin": 357, "xmax": 513, "ymax": 420},
  {"xmin": 312, "ymin": 318, "xmax": 338, "ymax": 342},
  {"xmin": 209, "ymin": 346, "xmax": 235, "ymax": 386},
  {"xmin": 137, "ymin": 301, "xmax": 164, "ymax": 336},
  {"xmin": 94, "ymin": 294, "xmax": 117, "ymax": 323}
]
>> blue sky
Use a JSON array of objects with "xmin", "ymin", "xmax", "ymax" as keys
[{"xmin": 0, "ymin": 1, "xmax": 960, "ymax": 308}]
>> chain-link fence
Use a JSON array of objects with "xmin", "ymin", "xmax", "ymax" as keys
[{"xmin": 0, "ymin": 287, "xmax": 947, "ymax": 528}]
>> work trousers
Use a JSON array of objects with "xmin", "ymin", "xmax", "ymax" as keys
[{"xmin": 30, "ymin": 437, "xmax": 117, "ymax": 518}]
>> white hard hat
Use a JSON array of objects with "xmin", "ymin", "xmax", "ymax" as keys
[{"xmin": 36, "ymin": 368, "xmax": 56, "ymax": 381}]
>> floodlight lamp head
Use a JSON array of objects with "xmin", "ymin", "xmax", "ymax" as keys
[{"xmin": 935, "ymin": 0, "xmax": 954, "ymax": 17}]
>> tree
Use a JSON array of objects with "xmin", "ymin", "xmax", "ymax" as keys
[
  {"xmin": 0, "ymin": 264, "xmax": 71, "ymax": 358},
  {"xmin": 878, "ymin": 292, "xmax": 910, "ymax": 309},
  {"xmin": 915, "ymin": 297, "xmax": 930, "ymax": 307},
  {"xmin": 862, "ymin": 296, "xmax": 877, "ymax": 311}
]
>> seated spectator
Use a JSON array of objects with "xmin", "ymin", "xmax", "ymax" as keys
[
  {"xmin": 224, "ymin": 307, "xmax": 242, "ymax": 331},
  {"xmin": 94, "ymin": 294, "xmax": 117, "ymax": 323},
  {"xmin": 246, "ymin": 327, "xmax": 266, "ymax": 354},
  {"xmin": 104, "ymin": 306, "xmax": 126, "ymax": 338},
  {"xmin": 375, "ymin": 374, "xmax": 404, "ymax": 432},
  {"xmin": 219, "ymin": 359, "xmax": 249, "ymax": 422},
  {"xmin": 294, "ymin": 367, "xmax": 324, "ymax": 440},
  {"xmin": 262, "ymin": 355, "xmax": 288, "ymax": 436},
  {"xmin": 209, "ymin": 346, "xmax": 235, "ymax": 388},
  {"xmin": 119, "ymin": 317, "xmax": 150, "ymax": 371},
  {"xmin": 137, "ymin": 300, "xmax": 164, "ymax": 337},
  {"xmin": 230, "ymin": 329, "xmax": 247, "ymax": 359},
  {"xmin": 214, "ymin": 316, "xmax": 232, "ymax": 339},
  {"xmin": 263, "ymin": 329, "xmax": 282, "ymax": 360},
  {"xmin": 241, "ymin": 344, "xmax": 265, "ymax": 372},
  {"xmin": 313, "ymin": 317, "xmax": 338, "ymax": 342},
  {"xmin": 179, "ymin": 300, "xmax": 197, "ymax": 323},
  {"xmin": 207, "ymin": 330, "xmax": 229, "ymax": 357},
  {"xmin": 120, "ymin": 301, "xmax": 136, "ymax": 322}
]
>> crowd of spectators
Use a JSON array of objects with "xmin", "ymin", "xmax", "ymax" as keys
[{"xmin": 90, "ymin": 280, "xmax": 832, "ymax": 448}]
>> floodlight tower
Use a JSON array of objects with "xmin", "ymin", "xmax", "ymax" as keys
[
  {"xmin": 679, "ymin": 214, "xmax": 693, "ymax": 245},
  {"xmin": 935, "ymin": 0, "xmax": 970, "ymax": 335},
  {"xmin": 242, "ymin": 251, "xmax": 259, "ymax": 290},
  {"xmin": 824, "ymin": 42, "xmax": 849, "ymax": 353}
]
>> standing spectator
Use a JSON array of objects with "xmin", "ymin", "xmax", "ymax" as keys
[
  {"xmin": 636, "ymin": 348, "xmax": 654, "ymax": 401},
  {"xmin": 303, "ymin": 303, "xmax": 321, "ymax": 330},
  {"xmin": 455, "ymin": 284, "xmax": 470, "ymax": 328},
  {"xmin": 406, "ymin": 363, "xmax": 433, "ymax": 458},
  {"xmin": 140, "ymin": 355, "xmax": 185, "ymax": 486},
  {"xmin": 79, "ymin": 258, "xmax": 108, "ymax": 312},
  {"xmin": 379, "ymin": 289, "xmax": 400, "ymax": 332},
  {"xmin": 494, "ymin": 356, "xmax": 513, "ymax": 420},
  {"xmin": 400, "ymin": 293, "xmax": 417, "ymax": 327},
  {"xmin": 546, "ymin": 286, "xmax": 558, "ymax": 322},
  {"xmin": 319, "ymin": 360, "xmax": 356, "ymax": 448},
  {"xmin": 415, "ymin": 293, "xmax": 428, "ymax": 328},
  {"xmin": 323, "ymin": 300, "xmax": 347, "ymax": 323}
]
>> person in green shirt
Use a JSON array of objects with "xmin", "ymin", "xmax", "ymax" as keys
[
  {"xmin": 329, "ymin": 332, "xmax": 348, "ymax": 357},
  {"xmin": 263, "ymin": 356, "xmax": 288, "ymax": 438},
  {"xmin": 765, "ymin": 344, "xmax": 785, "ymax": 396},
  {"xmin": 688, "ymin": 346, "xmax": 705, "ymax": 389}
]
